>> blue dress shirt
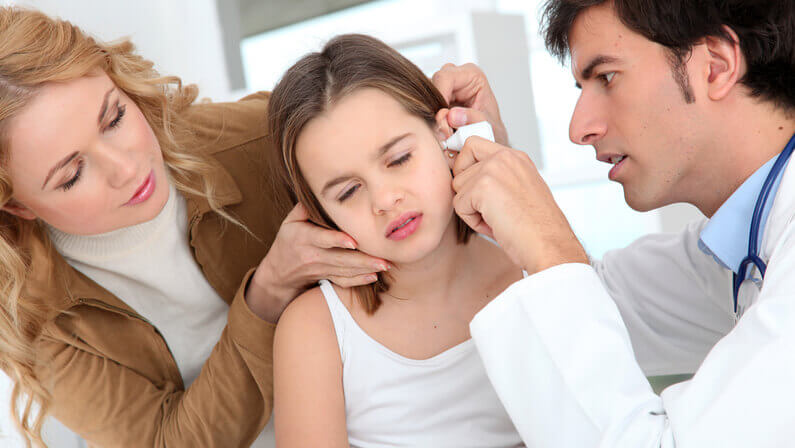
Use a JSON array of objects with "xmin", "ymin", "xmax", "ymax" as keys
[{"xmin": 698, "ymin": 154, "xmax": 790, "ymax": 273}]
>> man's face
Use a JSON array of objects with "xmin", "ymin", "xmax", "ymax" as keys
[{"xmin": 568, "ymin": 3, "xmax": 710, "ymax": 211}]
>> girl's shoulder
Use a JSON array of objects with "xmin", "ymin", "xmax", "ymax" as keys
[{"xmin": 275, "ymin": 282, "xmax": 352, "ymax": 351}]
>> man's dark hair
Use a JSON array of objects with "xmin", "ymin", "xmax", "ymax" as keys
[{"xmin": 541, "ymin": 0, "xmax": 795, "ymax": 111}]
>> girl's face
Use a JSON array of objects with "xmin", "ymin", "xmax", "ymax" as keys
[
  {"xmin": 296, "ymin": 88, "xmax": 457, "ymax": 264},
  {"xmin": 2, "ymin": 72, "xmax": 170, "ymax": 235}
]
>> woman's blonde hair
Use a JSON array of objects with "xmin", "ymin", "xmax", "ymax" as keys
[
  {"xmin": 0, "ymin": 7, "xmax": 235, "ymax": 446},
  {"xmin": 268, "ymin": 34, "xmax": 473, "ymax": 315}
]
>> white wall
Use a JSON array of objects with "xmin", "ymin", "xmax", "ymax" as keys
[{"xmin": 10, "ymin": 0, "xmax": 236, "ymax": 101}]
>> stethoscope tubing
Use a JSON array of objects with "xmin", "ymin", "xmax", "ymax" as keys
[{"xmin": 733, "ymin": 133, "xmax": 795, "ymax": 313}]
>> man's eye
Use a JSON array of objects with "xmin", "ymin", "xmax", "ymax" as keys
[
  {"xmin": 338, "ymin": 184, "xmax": 360, "ymax": 202},
  {"xmin": 600, "ymin": 72, "xmax": 616, "ymax": 84}
]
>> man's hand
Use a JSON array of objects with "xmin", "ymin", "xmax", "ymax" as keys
[
  {"xmin": 452, "ymin": 137, "xmax": 588, "ymax": 274},
  {"xmin": 432, "ymin": 63, "xmax": 509, "ymax": 145}
]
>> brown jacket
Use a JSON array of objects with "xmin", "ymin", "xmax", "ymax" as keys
[{"xmin": 27, "ymin": 92, "xmax": 286, "ymax": 447}]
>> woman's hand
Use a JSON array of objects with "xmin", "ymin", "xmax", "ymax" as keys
[
  {"xmin": 244, "ymin": 203, "xmax": 389, "ymax": 322},
  {"xmin": 431, "ymin": 63, "xmax": 509, "ymax": 145}
]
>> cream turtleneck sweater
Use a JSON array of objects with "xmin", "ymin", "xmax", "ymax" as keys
[{"xmin": 48, "ymin": 185, "xmax": 228, "ymax": 388}]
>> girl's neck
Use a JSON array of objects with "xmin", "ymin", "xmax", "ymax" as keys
[{"xmin": 383, "ymin": 219, "xmax": 473, "ymax": 304}]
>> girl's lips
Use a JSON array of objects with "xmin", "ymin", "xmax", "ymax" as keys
[
  {"xmin": 125, "ymin": 170, "xmax": 155, "ymax": 206},
  {"xmin": 386, "ymin": 213, "xmax": 422, "ymax": 241}
]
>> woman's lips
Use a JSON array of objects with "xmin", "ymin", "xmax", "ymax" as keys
[
  {"xmin": 386, "ymin": 213, "xmax": 422, "ymax": 241},
  {"xmin": 125, "ymin": 170, "xmax": 155, "ymax": 206}
]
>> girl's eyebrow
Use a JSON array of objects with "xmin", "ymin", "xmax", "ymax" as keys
[
  {"xmin": 374, "ymin": 132, "xmax": 411, "ymax": 159},
  {"xmin": 320, "ymin": 132, "xmax": 413, "ymax": 195}
]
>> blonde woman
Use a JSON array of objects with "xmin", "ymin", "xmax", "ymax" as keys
[{"xmin": 0, "ymin": 7, "xmax": 394, "ymax": 447}]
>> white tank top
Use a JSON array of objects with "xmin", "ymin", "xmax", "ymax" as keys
[{"xmin": 318, "ymin": 280, "xmax": 524, "ymax": 448}]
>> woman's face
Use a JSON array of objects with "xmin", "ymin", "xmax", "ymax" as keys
[
  {"xmin": 296, "ymin": 87, "xmax": 457, "ymax": 265},
  {"xmin": 3, "ymin": 72, "xmax": 170, "ymax": 235}
]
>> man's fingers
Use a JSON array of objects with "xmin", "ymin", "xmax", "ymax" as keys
[
  {"xmin": 452, "ymin": 136, "xmax": 502, "ymax": 176},
  {"xmin": 447, "ymin": 106, "xmax": 489, "ymax": 129},
  {"xmin": 328, "ymin": 273, "xmax": 379, "ymax": 288},
  {"xmin": 453, "ymin": 194, "xmax": 494, "ymax": 239},
  {"xmin": 431, "ymin": 63, "xmax": 463, "ymax": 104}
]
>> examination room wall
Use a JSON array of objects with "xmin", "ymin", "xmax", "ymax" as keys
[{"xmin": 0, "ymin": 1, "xmax": 703, "ymax": 447}]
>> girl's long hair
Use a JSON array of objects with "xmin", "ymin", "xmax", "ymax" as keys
[
  {"xmin": 0, "ymin": 7, "xmax": 236, "ymax": 446},
  {"xmin": 268, "ymin": 34, "xmax": 473, "ymax": 315}
]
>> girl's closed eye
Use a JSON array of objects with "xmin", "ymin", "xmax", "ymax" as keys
[
  {"xmin": 338, "ymin": 183, "xmax": 360, "ymax": 202},
  {"xmin": 388, "ymin": 152, "xmax": 412, "ymax": 167}
]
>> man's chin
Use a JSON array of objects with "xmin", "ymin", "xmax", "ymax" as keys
[{"xmin": 623, "ymin": 189, "xmax": 663, "ymax": 212}]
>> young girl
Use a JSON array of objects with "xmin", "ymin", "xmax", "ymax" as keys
[{"xmin": 269, "ymin": 34, "xmax": 525, "ymax": 447}]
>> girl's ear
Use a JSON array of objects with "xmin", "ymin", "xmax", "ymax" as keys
[
  {"xmin": 435, "ymin": 108, "xmax": 454, "ymax": 141},
  {"xmin": 443, "ymin": 149, "xmax": 457, "ymax": 169},
  {"xmin": 2, "ymin": 200, "xmax": 36, "ymax": 220}
]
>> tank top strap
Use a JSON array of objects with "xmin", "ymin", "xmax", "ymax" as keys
[{"xmin": 317, "ymin": 279, "xmax": 352, "ymax": 360}]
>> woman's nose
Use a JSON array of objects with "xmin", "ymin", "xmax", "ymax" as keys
[
  {"xmin": 94, "ymin": 142, "xmax": 139, "ymax": 189},
  {"xmin": 569, "ymin": 92, "xmax": 608, "ymax": 146}
]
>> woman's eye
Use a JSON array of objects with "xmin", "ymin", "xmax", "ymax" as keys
[
  {"xmin": 106, "ymin": 104, "xmax": 126, "ymax": 131},
  {"xmin": 388, "ymin": 153, "xmax": 412, "ymax": 167},
  {"xmin": 338, "ymin": 184, "xmax": 360, "ymax": 202},
  {"xmin": 60, "ymin": 160, "xmax": 85, "ymax": 192}
]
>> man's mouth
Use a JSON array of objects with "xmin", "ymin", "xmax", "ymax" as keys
[{"xmin": 608, "ymin": 155, "xmax": 626, "ymax": 165}]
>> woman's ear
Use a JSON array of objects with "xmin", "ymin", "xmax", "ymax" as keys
[
  {"xmin": 704, "ymin": 25, "xmax": 743, "ymax": 102},
  {"xmin": 2, "ymin": 200, "xmax": 36, "ymax": 220}
]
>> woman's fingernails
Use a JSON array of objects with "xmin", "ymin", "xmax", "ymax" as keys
[
  {"xmin": 344, "ymin": 241, "xmax": 356, "ymax": 249},
  {"xmin": 366, "ymin": 274, "xmax": 378, "ymax": 283},
  {"xmin": 375, "ymin": 263, "xmax": 388, "ymax": 271}
]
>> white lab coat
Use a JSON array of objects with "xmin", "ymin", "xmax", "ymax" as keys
[{"xmin": 470, "ymin": 160, "xmax": 795, "ymax": 447}]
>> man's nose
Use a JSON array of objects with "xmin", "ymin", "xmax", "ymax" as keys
[{"xmin": 569, "ymin": 92, "xmax": 607, "ymax": 146}]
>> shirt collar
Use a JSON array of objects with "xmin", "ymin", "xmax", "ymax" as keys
[{"xmin": 699, "ymin": 153, "xmax": 786, "ymax": 272}]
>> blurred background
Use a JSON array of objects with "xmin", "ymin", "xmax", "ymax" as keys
[{"xmin": 0, "ymin": 0, "xmax": 704, "ymax": 446}]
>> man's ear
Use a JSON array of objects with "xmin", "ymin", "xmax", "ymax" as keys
[
  {"xmin": 705, "ymin": 25, "xmax": 744, "ymax": 101},
  {"xmin": 3, "ymin": 200, "xmax": 36, "ymax": 220}
]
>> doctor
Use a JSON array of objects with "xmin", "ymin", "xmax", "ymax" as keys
[{"xmin": 433, "ymin": 0, "xmax": 795, "ymax": 446}]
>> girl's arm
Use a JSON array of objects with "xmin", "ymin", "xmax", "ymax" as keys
[{"xmin": 274, "ymin": 287, "xmax": 348, "ymax": 447}]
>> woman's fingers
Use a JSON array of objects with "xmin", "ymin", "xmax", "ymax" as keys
[
  {"xmin": 307, "ymin": 224, "xmax": 358, "ymax": 250},
  {"xmin": 327, "ymin": 273, "xmax": 379, "ymax": 288}
]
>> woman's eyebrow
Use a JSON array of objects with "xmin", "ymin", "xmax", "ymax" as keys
[
  {"xmin": 97, "ymin": 87, "xmax": 116, "ymax": 124},
  {"xmin": 42, "ymin": 151, "xmax": 79, "ymax": 189}
]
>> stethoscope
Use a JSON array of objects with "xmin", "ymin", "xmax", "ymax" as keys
[{"xmin": 732, "ymin": 133, "xmax": 795, "ymax": 315}]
